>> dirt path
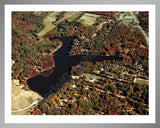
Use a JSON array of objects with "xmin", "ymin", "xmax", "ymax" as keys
[
  {"xmin": 37, "ymin": 11, "xmax": 60, "ymax": 37},
  {"xmin": 12, "ymin": 98, "xmax": 43, "ymax": 113},
  {"xmin": 37, "ymin": 11, "xmax": 74, "ymax": 37},
  {"xmin": 11, "ymin": 79, "xmax": 43, "ymax": 115},
  {"xmin": 92, "ymin": 21, "xmax": 107, "ymax": 38}
]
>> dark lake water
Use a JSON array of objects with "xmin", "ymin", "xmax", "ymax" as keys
[{"xmin": 27, "ymin": 37, "xmax": 120, "ymax": 97}]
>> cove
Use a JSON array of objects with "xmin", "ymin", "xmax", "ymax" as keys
[{"xmin": 27, "ymin": 36, "xmax": 120, "ymax": 97}]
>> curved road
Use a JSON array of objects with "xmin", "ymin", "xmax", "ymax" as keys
[
  {"xmin": 12, "ymin": 99, "xmax": 43, "ymax": 113},
  {"xmin": 129, "ymin": 11, "xmax": 149, "ymax": 44}
]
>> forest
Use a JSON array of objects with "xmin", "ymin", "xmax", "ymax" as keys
[{"xmin": 12, "ymin": 12, "xmax": 62, "ymax": 87}]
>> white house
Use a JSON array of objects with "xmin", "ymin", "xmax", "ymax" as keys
[
  {"xmin": 90, "ymin": 77, "xmax": 96, "ymax": 83},
  {"xmin": 71, "ymin": 75, "xmax": 79, "ymax": 79},
  {"xmin": 72, "ymin": 85, "xmax": 76, "ymax": 88}
]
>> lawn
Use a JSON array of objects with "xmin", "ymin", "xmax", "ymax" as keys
[
  {"xmin": 83, "ymin": 73, "xmax": 101, "ymax": 82},
  {"xmin": 134, "ymin": 78, "xmax": 149, "ymax": 85},
  {"xmin": 67, "ymin": 12, "xmax": 84, "ymax": 22},
  {"xmin": 78, "ymin": 13, "xmax": 100, "ymax": 26},
  {"xmin": 37, "ymin": 11, "xmax": 61, "ymax": 37}
]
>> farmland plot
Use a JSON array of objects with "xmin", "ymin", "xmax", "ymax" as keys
[
  {"xmin": 78, "ymin": 13, "xmax": 100, "ymax": 26},
  {"xmin": 37, "ymin": 11, "xmax": 74, "ymax": 37},
  {"xmin": 37, "ymin": 11, "xmax": 61, "ymax": 37},
  {"xmin": 67, "ymin": 12, "xmax": 84, "ymax": 22}
]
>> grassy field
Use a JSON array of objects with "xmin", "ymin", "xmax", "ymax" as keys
[
  {"xmin": 122, "ymin": 17, "xmax": 134, "ymax": 22},
  {"xmin": 12, "ymin": 79, "xmax": 42, "ymax": 115},
  {"xmin": 83, "ymin": 73, "xmax": 101, "ymax": 82},
  {"xmin": 37, "ymin": 11, "xmax": 61, "ymax": 37},
  {"xmin": 37, "ymin": 11, "xmax": 101, "ymax": 37},
  {"xmin": 78, "ymin": 19, "xmax": 85, "ymax": 23},
  {"xmin": 134, "ymin": 78, "xmax": 149, "ymax": 85},
  {"xmin": 12, "ymin": 81, "xmax": 21, "ymax": 96},
  {"xmin": 67, "ymin": 12, "xmax": 84, "ymax": 22},
  {"xmin": 33, "ymin": 11, "xmax": 42, "ymax": 15},
  {"xmin": 78, "ymin": 13, "xmax": 100, "ymax": 26},
  {"xmin": 37, "ymin": 11, "xmax": 75, "ymax": 37}
]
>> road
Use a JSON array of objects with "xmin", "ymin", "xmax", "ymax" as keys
[
  {"xmin": 91, "ymin": 21, "xmax": 107, "ymax": 38},
  {"xmin": 129, "ymin": 12, "xmax": 149, "ymax": 44},
  {"xmin": 118, "ymin": 12, "xmax": 149, "ymax": 45},
  {"xmin": 37, "ymin": 11, "xmax": 74, "ymax": 37},
  {"xmin": 83, "ymin": 77, "xmax": 126, "ymax": 99},
  {"xmin": 12, "ymin": 98, "xmax": 43, "ymax": 113},
  {"xmin": 83, "ymin": 73, "xmax": 148, "ymax": 107}
]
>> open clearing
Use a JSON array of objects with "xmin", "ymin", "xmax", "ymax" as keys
[
  {"xmin": 67, "ymin": 12, "xmax": 84, "ymax": 22},
  {"xmin": 134, "ymin": 78, "xmax": 149, "ymax": 85},
  {"xmin": 12, "ymin": 79, "xmax": 42, "ymax": 115},
  {"xmin": 37, "ymin": 12, "xmax": 101, "ymax": 37},
  {"xmin": 37, "ymin": 11, "xmax": 74, "ymax": 37},
  {"xmin": 83, "ymin": 73, "xmax": 101, "ymax": 82},
  {"xmin": 37, "ymin": 11, "xmax": 61, "ymax": 37},
  {"xmin": 78, "ymin": 13, "xmax": 100, "ymax": 26}
]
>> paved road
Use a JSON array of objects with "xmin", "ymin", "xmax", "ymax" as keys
[
  {"xmin": 118, "ymin": 12, "xmax": 149, "ymax": 45},
  {"xmin": 129, "ymin": 12, "xmax": 149, "ymax": 44}
]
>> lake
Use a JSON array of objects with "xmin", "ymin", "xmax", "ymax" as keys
[{"xmin": 27, "ymin": 37, "xmax": 120, "ymax": 97}]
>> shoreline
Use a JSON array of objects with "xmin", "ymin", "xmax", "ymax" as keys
[
  {"xmin": 29, "ymin": 41, "xmax": 63, "ymax": 77},
  {"xmin": 15, "ymin": 41, "xmax": 63, "ymax": 95},
  {"xmin": 11, "ymin": 79, "xmax": 43, "ymax": 115},
  {"xmin": 52, "ymin": 41, "xmax": 63, "ymax": 55},
  {"xmin": 40, "ymin": 41, "xmax": 62, "ymax": 73},
  {"xmin": 11, "ymin": 41, "xmax": 63, "ymax": 114}
]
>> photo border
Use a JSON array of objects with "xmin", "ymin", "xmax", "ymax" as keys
[
  {"xmin": 0, "ymin": 0, "xmax": 159, "ymax": 127},
  {"xmin": 5, "ymin": 4, "xmax": 155, "ymax": 124}
]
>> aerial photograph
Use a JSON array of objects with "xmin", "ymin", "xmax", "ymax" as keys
[{"xmin": 11, "ymin": 11, "xmax": 149, "ymax": 115}]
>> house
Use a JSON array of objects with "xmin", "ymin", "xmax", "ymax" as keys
[
  {"xmin": 90, "ymin": 77, "xmax": 96, "ymax": 82},
  {"xmin": 100, "ymin": 68, "xmax": 104, "ymax": 71},
  {"xmin": 71, "ymin": 75, "xmax": 79, "ymax": 79},
  {"xmin": 95, "ymin": 70, "xmax": 100, "ymax": 74},
  {"xmin": 81, "ymin": 49, "xmax": 85, "ymax": 52},
  {"xmin": 85, "ymin": 87, "xmax": 89, "ymax": 90},
  {"xmin": 11, "ymin": 59, "xmax": 15, "ymax": 66},
  {"xmin": 72, "ymin": 85, "xmax": 76, "ymax": 88},
  {"xmin": 134, "ymin": 62, "xmax": 138, "ymax": 65},
  {"xmin": 99, "ymin": 23, "xmax": 103, "ymax": 26},
  {"xmin": 133, "ymin": 11, "xmax": 139, "ymax": 16}
]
